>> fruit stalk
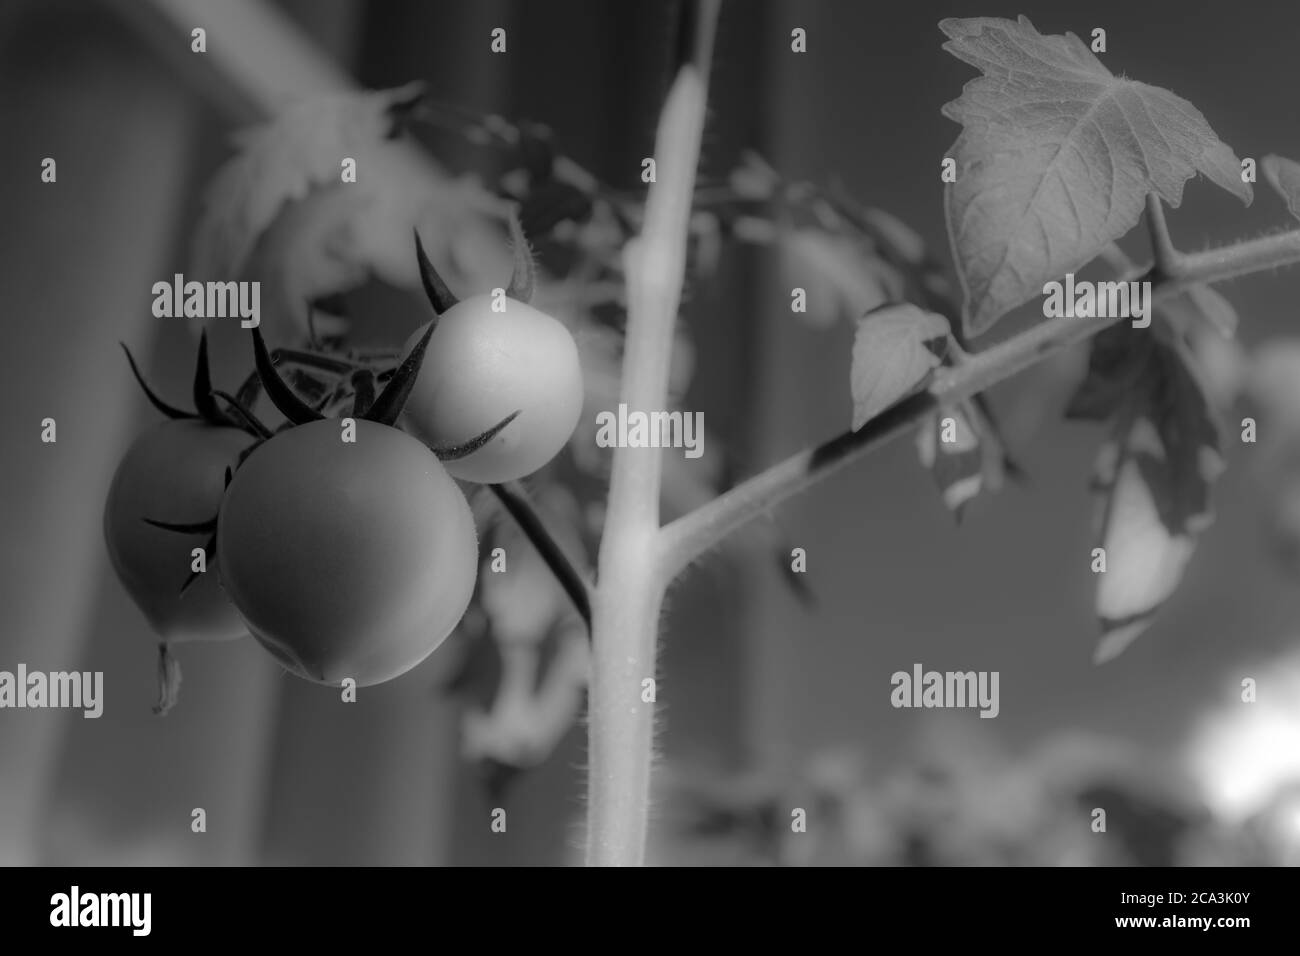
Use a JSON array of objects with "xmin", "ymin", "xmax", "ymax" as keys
[{"xmin": 585, "ymin": 0, "xmax": 719, "ymax": 866}]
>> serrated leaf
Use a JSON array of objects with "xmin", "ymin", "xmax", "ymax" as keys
[
  {"xmin": 1262, "ymin": 154, "xmax": 1300, "ymax": 220},
  {"xmin": 190, "ymin": 86, "xmax": 509, "ymax": 343},
  {"xmin": 1089, "ymin": 334, "xmax": 1223, "ymax": 662},
  {"xmin": 850, "ymin": 304, "xmax": 949, "ymax": 429},
  {"xmin": 940, "ymin": 16, "xmax": 1252, "ymax": 338},
  {"xmin": 192, "ymin": 85, "xmax": 426, "ymax": 279}
]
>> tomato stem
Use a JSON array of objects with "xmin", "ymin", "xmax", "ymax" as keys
[
  {"xmin": 586, "ymin": 0, "xmax": 720, "ymax": 867},
  {"xmin": 489, "ymin": 482, "xmax": 592, "ymax": 630},
  {"xmin": 657, "ymin": 213, "xmax": 1300, "ymax": 580}
]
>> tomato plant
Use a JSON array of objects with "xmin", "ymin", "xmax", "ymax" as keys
[{"xmin": 90, "ymin": 2, "xmax": 1300, "ymax": 873}]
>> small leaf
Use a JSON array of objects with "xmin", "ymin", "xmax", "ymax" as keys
[
  {"xmin": 850, "ymin": 304, "xmax": 949, "ymax": 430},
  {"xmin": 940, "ymin": 16, "xmax": 1252, "ymax": 338},
  {"xmin": 1262, "ymin": 154, "xmax": 1300, "ymax": 220}
]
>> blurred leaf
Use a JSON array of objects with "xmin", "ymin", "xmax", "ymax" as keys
[
  {"xmin": 915, "ymin": 400, "xmax": 1011, "ymax": 517},
  {"xmin": 782, "ymin": 229, "xmax": 900, "ymax": 329},
  {"xmin": 1089, "ymin": 334, "xmax": 1223, "ymax": 662},
  {"xmin": 192, "ymin": 85, "xmax": 426, "ymax": 279},
  {"xmin": 940, "ymin": 16, "xmax": 1251, "ymax": 337},
  {"xmin": 1162, "ymin": 285, "xmax": 1239, "ymax": 339},
  {"xmin": 191, "ymin": 87, "xmax": 509, "ymax": 343},
  {"xmin": 1262, "ymin": 154, "xmax": 1300, "ymax": 220},
  {"xmin": 1065, "ymin": 325, "xmax": 1154, "ymax": 423},
  {"xmin": 850, "ymin": 304, "xmax": 949, "ymax": 429}
]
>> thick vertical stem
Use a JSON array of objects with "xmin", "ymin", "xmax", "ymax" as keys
[{"xmin": 585, "ymin": 0, "xmax": 719, "ymax": 866}]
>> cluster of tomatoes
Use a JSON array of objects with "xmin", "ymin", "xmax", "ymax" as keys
[{"xmin": 104, "ymin": 227, "xmax": 584, "ymax": 712}]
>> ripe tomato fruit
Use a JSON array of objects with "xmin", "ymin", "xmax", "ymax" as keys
[
  {"xmin": 397, "ymin": 295, "xmax": 584, "ymax": 483},
  {"xmin": 217, "ymin": 419, "xmax": 477, "ymax": 686},
  {"xmin": 104, "ymin": 419, "xmax": 251, "ymax": 643}
]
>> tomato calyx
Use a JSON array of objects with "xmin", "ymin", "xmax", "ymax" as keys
[
  {"xmin": 249, "ymin": 318, "xmax": 522, "ymax": 454},
  {"xmin": 140, "ymin": 466, "xmax": 233, "ymax": 596},
  {"xmin": 120, "ymin": 330, "xmax": 255, "ymax": 434},
  {"xmin": 210, "ymin": 390, "xmax": 275, "ymax": 439},
  {"xmin": 414, "ymin": 229, "xmax": 460, "ymax": 315},
  {"xmin": 503, "ymin": 211, "xmax": 536, "ymax": 303},
  {"xmin": 432, "ymin": 409, "xmax": 522, "ymax": 460},
  {"xmin": 414, "ymin": 211, "xmax": 537, "ymax": 319}
]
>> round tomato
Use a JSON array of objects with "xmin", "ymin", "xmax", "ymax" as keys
[
  {"xmin": 397, "ymin": 295, "xmax": 584, "ymax": 483},
  {"xmin": 104, "ymin": 419, "xmax": 251, "ymax": 643},
  {"xmin": 217, "ymin": 419, "xmax": 477, "ymax": 686}
]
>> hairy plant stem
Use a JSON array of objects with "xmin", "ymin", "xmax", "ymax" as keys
[
  {"xmin": 585, "ymin": 0, "xmax": 720, "ymax": 866},
  {"xmin": 657, "ymin": 221, "xmax": 1300, "ymax": 580}
]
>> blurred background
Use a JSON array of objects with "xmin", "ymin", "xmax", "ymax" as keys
[{"xmin": 4, "ymin": 0, "xmax": 1300, "ymax": 866}]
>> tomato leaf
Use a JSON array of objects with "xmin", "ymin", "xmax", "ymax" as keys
[
  {"xmin": 850, "ymin": 303, "xmax": 949, "ymax": 430},
  {"xmin": 192, "ymin": 84, "xmax": 426, "ymax": 280},
  {"xmin": 1065, "ymin": 326, "xmax": 1155, "ymax": 423},
  {"xmin": 1086, "ymin": 332, "xmax": 1223, "ymax": 662},
  {"xmin": 940, "ymin": 16, "xmax": 1252, "ymax": 338},
  {"xmin": 1262, "ymin": 154, "xmax": 1300, "ymax": 220}
]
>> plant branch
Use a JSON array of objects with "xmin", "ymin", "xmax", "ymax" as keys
[
  {"xmin": 658, "ymin": 224, "xmax": 1300, "ymax": 578},
  {"xmin": 1145, "ymin": 193, "xmax": 1182, "ymax": 278},
  {"xmin": 488, "ymin": 482, "xmax": 592, "ymax": 632},
  {"xmin": 586, "ymin": 0, "xmax": 720, "ymax": 867}
]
